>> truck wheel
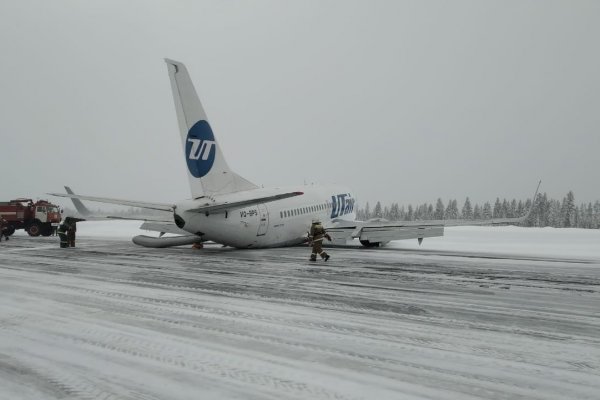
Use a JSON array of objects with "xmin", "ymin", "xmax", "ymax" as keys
[
  {"xmin": 5, "ymin": 226, "xmax": 15, "ymax": 236},
  {"xmin": 41, "ymin": 225, "xmax": 53, "ymax": 237},
  {"xmin": 28, "ymin": 223, "xmax": 41, "ymax": 237}
]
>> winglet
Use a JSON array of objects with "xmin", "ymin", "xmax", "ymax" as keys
[{"xmin": 64, "ymin": 186, "xmax": 92, "ymax": 217}]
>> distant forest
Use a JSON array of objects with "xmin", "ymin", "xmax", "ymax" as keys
[{"xmin": 357, "ymin": 191, "xmax": 600, "ymax": 229}]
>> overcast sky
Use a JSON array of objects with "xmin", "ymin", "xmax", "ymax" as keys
[{"xmin": 1, "ymin": 0, "xmax": 599, "ymax": 209}]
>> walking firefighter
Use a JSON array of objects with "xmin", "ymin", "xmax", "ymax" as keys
[{"xmin": 308, "ymin": 218, "xmax": 331, "ymax": 262}]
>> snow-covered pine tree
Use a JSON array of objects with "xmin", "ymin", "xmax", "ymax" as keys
[
  {"xmin": 548, "ymin": 199, "xmax": 562, "ymax": 227},
  {"xmin": 445, "ymin": 200, "xmax": 459, "ymax": 219},
  {"xmin": 473, "ymin": 204, "xmax": 482, "ymax": 219},
  {"xmin": 585, "ymin": 203, "xmax": 594, "ymax": 229},
  {"xmin": 483, "ymin": 202, "xmax": 492, "ymax": 219},
  {"xmin": 435, "ymin": 198, "xmax": 444, "ymax": 219},
  {"xmin": 373, "ymin": 201, "xmax": 382, "ymax": 218},
  {"xmin": 562, "ymin": 191, "xmax": 576, "ymax": 227},
  {"xmin": 501, "ymin": 199, "xmax": 510, "ymax": 218},
  {"xmin": 517, "ymin": 200, "xmax": 524, "ymax": 217},
  {"xmin": 389, "ymin": 203, "xmax": 399, "ymax": 221},
  {"xmin": 462, "ymin": 197, "xmax": 473, "ymax": 219},
  {"xmin": 524, "ymin": 199, "xmax": 534, "ymax": 226},
  {"xmin": 509, "ymin": 199, "xmax": 517, "ymax": 218},
  {"xmin": 493, "ymin": 198, "xmax": 502, "ymax": 218}
]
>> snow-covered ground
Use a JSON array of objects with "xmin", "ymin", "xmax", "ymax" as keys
[
  {"xmin": 2, "ymin": 226, "xmax": 599, "ymax": 399},
  {"xmin": 16, "ymin": 221, "xmax": 600, "ymax": 260}
]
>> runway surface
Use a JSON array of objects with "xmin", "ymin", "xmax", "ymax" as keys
[{"xmin": 1, "ymin": 236, "xmax": 599, "ymax": 400}]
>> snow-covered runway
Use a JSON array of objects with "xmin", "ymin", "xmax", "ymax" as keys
[{"xmin": 1, "ymin": 230, "xmax": 599, "ymax": 399}]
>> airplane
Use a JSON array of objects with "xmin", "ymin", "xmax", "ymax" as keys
[{"xmin": 50, "ymin": 59, "xmax": 540, "ymax": 249}]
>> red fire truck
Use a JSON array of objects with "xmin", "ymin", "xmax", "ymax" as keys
[{"xmin": 0, "ymin": 199, "xmax": 62, "ymax": 237}]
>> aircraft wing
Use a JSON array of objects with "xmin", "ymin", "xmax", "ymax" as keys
[
  {"xmin": 326, "ymin": 181, "xmax": 541, "ymax": 246},
  {"xmin": 434, "ymin": 180, "xmax": 541, "ymax": 227},
  {"xmin": 325, "ymin": 219, "xmax": 445, "ymax": 245},
  {"xmin": 48, "ymin": 192, "xmax": 174, "ymax": 212},
  {"xmin": 327, "ymin": 213, "xmax": 531, "ymax": 246},
  {"xmin": 187, "ymin": 191, "xmax": 304, "ymax": 213}
]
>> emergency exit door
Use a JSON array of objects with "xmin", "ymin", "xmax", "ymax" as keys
[{"xmin": 257, "ymin": 204, "xmax": 269, "ymax": 236}]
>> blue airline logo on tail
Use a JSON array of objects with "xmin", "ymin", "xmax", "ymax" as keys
[
  {"xmin": 331, "ymin": 193, "xmax": 354, "ymax": 218},
  {"xmin": 186, "ymin": 120, "xmax": 216, "ymax": 178}
]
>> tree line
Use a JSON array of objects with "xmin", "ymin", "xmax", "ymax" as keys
[{"xmin": 356, "ymin": 191, "xmax": 600, "ymax": 229}]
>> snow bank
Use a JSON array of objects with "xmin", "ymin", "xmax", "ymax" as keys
[{"xmin": 392, "ymin": 225, "xmax": 600, "ymax": 260}]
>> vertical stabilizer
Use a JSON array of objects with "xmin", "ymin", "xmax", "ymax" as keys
[{"xmin": 165, "ymin": 59, "xmax": 258, "ymax": 198}]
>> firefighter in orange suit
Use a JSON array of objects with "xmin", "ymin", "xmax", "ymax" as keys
[{"xmin": 309, "ymin": 219, "xmax": 331, "ymax": 262}]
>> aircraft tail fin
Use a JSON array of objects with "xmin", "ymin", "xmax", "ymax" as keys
[{"xmin": 165, "ymin": 59, "xmax": 257, "ymax": 198}]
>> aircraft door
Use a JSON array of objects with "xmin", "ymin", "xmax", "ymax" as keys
[{"xmin": 257, "ymin": 204, "xmax": 269, "ymax": 236}]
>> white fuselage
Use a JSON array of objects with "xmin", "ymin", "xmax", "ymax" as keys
[{"xmin": 175, "ymin": 184, "xmax": 355, "ymax": 248}]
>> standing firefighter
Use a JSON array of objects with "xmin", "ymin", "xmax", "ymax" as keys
[
  {"xmin": 0, "ymin": 217, "xmax": 8, "ymax": 241},
  {"xmin": 309, "ymin": 219, "xmax": 331, "ymax": 262},
  {"xmin": 57, "ymin": 217, "xmax": 84, "ymax": 248},
  {"xmin": 67, "ymin": 220, "xmax": 77, "ymax": 247},
  {"xmin": 57, "ymin": 219, "xmax": 70, "ymax": 248}
]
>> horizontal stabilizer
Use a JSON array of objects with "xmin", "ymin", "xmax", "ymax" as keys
[{"xmin": 49, "ymin": 192, "xmax": 174, "ymax": 212}]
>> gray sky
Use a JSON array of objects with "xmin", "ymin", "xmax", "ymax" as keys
[{"xmin": 1, "ymin": 0, "xmax": 599, "ymax": 209}]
